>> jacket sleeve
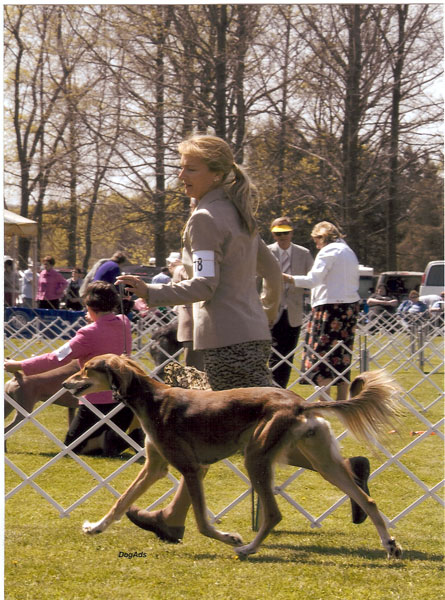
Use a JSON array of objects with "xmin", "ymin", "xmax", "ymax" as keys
[
  {"xmin": 56, "ymin": 272, "xmax": 69, "ymax": 297},
  {"xmin": 257, "ymin": 238, "xmax": 282, "ymax": 325},
  {"xmin": 292, "ymin": 247, "xmax": 335, "ymax": 289},
  {"xmin": 147, "ymin": 211, "xmax": 221, "ymax": 307},
  {"xmin": 21, "ymin": 328, "xmax": 91, "ymax": 375}
]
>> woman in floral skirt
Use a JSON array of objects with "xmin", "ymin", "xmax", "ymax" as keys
[{"xmin": 283, "ymin": 221, "xmax": 360, "ymax": 401}]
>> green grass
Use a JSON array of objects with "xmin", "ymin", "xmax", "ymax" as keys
[{"xmin": 4, "ymin": 333, "xmax": 445, "ymax": 599}]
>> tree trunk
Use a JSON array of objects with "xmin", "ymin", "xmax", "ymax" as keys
[
  {"xmin": 276, "ymin": 11, "xmax": 291, "ymax": 214},
  {"xmin": 66, "ymin": 96, "xmax": 79, "ymax": 267},
  {"xmin": 153, "ymin": 8, "xmax": 170, "ymax": 267},
  {"xmin": 212, "ymin": 5, "xmax": 228, "ymax": 139},
  {"xmin": 233, "ymin": 5, "xmax": 248, "ymax": 161},
  {"xmin": 341, "ymin": 5, "xmax": 362, "ymax": 243},
  {"xmin": 386, "ymin": 5, "xmax": 408, "ymax": 270}
]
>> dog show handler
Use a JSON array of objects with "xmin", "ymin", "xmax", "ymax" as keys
[
  {"xmin": 5, "ymin": 281, "xmax": 134, "ymax": 456},
  {"xmin": 118, "ymin": 134, "xmax": 282, "ymax": 392}
]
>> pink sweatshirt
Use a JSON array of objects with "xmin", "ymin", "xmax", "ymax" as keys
[
  {"xmin": 21, "ymin": 313, "xmax": 132, "ymax": 404},
  {"xmin": 36, "ymin": 268, "xmax": 68, "ymax": 301}
]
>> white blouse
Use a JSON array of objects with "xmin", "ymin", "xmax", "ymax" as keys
[{"xmin": 291, "ymin": 239, "xmax": 360, "ymax": 308}]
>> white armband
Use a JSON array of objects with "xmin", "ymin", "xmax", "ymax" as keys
[
  {"xmin": 56, "ymin": 342, "xmax": 72, "ymax": 361},
  {"xmin": 192, "ymin": 250, "xmax": 215, "ymax": 278}
]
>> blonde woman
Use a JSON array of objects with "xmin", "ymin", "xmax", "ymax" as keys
[
  {"xmin": 284, "ymin": 221, "xmax": 360, "ymax": 401},
  {"xmin": 118, "ymin": 134, "xmax": 282, "ymax": 391}
]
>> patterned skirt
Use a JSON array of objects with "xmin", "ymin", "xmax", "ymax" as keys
[
  {"xmin": 203, "ymin": 340, "xmax": 274, "ymax": 391},
  {"xmin": 301, "ymin": 302, "xmax": 359, "ymax": 384}
]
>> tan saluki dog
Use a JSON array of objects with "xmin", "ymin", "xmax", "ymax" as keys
[{"xmin": 63, "ymin": 353, "xmax": 403, "ymax": 559}]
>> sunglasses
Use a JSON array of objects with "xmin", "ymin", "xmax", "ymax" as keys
[{"xmin": 273, "ymin": 231, "xmax": 292, "ymax": 236}]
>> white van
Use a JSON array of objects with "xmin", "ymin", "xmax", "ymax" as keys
[
  {"xmin": 419, "ymin": 260, "xmax": 444, "ymax": 297},
  {"xmin": 358, "ymin": 265, "xmax": 374, "ymax": 299}
]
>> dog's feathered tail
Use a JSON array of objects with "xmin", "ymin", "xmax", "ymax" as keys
[{"xmin": 302, "ymin": 370, "xmax": 402, "ymax": 446}]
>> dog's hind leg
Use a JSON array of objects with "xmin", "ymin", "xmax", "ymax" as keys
[
  {"xmin": 83, "ymin": 441, "xmax": 168, "ymax": 535},
  {"xmin": 295, "ymin": 416, "xmax": 402, "ymax": 559},
  {"xmin": 183, "ymin": 469, "xmax": 245, "ymax": 548},
  {"xmin": 234, "ymin": 452, "xmax": 282, "ymax": 557}
]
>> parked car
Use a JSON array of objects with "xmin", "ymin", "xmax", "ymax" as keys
[
  {"xmin": 121, "ymin": 264, "xmax": 160, "ymax": 284},
  {"xmin": 375, "ymin": 271, "xmax": 423, "ymax": 302},
  {"xmin": 419, "ymin": 260, "xmax": 444, "ymax": 297},
  {"xmin": 57, "ymin": 267, "xmax": 79, "ymax": 280}
]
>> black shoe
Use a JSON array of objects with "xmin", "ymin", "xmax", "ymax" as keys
[
  {"xmin": 349, "ymin": 456, "xmax": 370, "ymax": 524},
  {"xmin": 103, "ymin": 429, "xmax": 129, "ymax": 457},
  {"xmin": 103, "ymin": 428, "xmax": 145, "ymax": 457}
]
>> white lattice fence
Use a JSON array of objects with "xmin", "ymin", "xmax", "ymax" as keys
[{"xmin": 4, "ymin": 308, "xmax": 444, "ymax": 529}]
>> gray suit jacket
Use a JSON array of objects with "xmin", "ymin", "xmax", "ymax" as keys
[
  {"xmin": 268, "ymin": 241, "xmax": 314, "ymax": 327},
  {"xmin": 147, "ymin": 188, "xmax": 282, "ymax": 350}
]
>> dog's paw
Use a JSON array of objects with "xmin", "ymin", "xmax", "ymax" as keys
[
  {"xmin": 386, "ymin": 537, "xmax": 403, "ymax": 559},
  {"xmin": 221, "ymin": 531, "xmax": 244, "ymax": 547},
  {"xmin": 234, "ymin": 543, "xmax": 258, "ymax": 558},
  {"xmin": 82, "ymin": 520, "xmax": 105, "ymax": 535}
]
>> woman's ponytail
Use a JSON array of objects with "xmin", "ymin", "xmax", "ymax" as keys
[{"xmin": 226, "ymin": 163, "xmax": 257, "ymax": 236}]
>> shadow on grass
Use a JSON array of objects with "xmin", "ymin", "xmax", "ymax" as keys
[
  {"xmin": 8, "ymin": 450, "xmax": 145, "ymax": 463},
  {"xmin": 186, "ymin": 529, "xmax": 444, "ymax": 566},
  {"xmin": 190, "ymin": 544, "xmax": 442, "ymax": 566}
]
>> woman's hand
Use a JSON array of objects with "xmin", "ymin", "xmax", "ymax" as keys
[
  {"xmin": 4, "ymin": 360, "xmax": 23, "ymax": 373},
  {"xmin": 282, "ymin": 273, "xmax": 294, "ymax": 285},
  {"xmin": 115, "ymin": 275, "xmax": 149, "ymax": 300}
]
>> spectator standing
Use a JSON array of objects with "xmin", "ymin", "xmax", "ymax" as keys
[
  {"xmin": 64, "ymin": 267, "xmax": 84, "ymax": 311},
  {"xmin": 151, "ymin": 266, "xmax": 172, "ymax": 284},
  {"xmin": 93, "ymin": 251, "xmax": 127, "ymax": 285},
  {"xmin": 166, "ymin": 252, "xmax": 182, "ymax": 273},
  {"xmin": 20, "ymin": 263, "xmax": 38, "ymax": 308},
  {"xmin": 171, "ymin": 201, "xmax": 204, "ymax": 370},
  {"xmin": 268, "ymin": 216, "xmax": 314, "ymax": 388},
  {"xmin": 284, "ymin": 221, "xmax": 360, "ymax": 401},
  {"xmin": 4, "ymin": 258, "xmax": 19, "ymax": 307},
  {"xmin": 36, "ymin": 256, "xmax": 68, "ymax": 309}
]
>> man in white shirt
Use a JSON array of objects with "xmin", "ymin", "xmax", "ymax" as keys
[{"xmin": 268, "ymin": 217, "xmax": 314, "ymax": 388}]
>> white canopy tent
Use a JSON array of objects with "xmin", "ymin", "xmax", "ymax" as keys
[
  {"xmin": 4, "ymin": 209, "xmax": 38, "ymax": 306},
  {"xmin": 4, "ymin": 209, "xmax": 38, "ymax": 238}
]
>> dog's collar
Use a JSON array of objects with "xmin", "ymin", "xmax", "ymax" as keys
[{"xmin": 111, "ymin": 384, "xmax": 125, "ymax": 403}]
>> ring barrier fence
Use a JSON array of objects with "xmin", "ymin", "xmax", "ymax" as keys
[{"xmin": 4, "ymin": 306, "xmax": 444, "ymax": 532}]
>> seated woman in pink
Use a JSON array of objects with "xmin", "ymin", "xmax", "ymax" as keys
[{"xmin": 4, "ymin": 281, "xmax": 138, "ymax": 456}]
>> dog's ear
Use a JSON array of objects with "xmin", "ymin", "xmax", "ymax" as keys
[{"xmin": 102, "ymin": 354, "xmax": 134, "ymax": 397}]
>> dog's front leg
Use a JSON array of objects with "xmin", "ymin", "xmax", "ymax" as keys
[
  {"xmin": 184, "ymin": 471, "xmax": 244, "ymax": 548},
  {"xmin": 83, "ymin": 442, "xmax": 168, "ymax": 535}
]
